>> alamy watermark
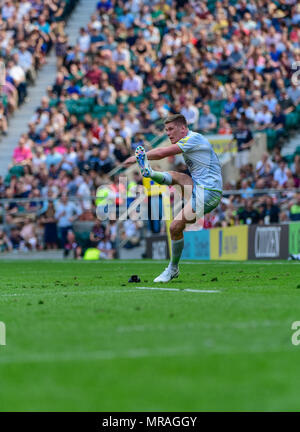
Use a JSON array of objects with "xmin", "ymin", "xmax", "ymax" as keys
[
  {"xmin": 95, "ymin": 176, "xmax": 206, "ymax": 225},
  {"xmin": 291, "ymin": 62, "xmax": 300, "ymax": 87},
  {"xmin": 0, "ymin": 322, "xmax": 6, "ymax": 346},
  {"xmin": 291, "ymin": 321, "xmax": 300, "ymax": 346}
]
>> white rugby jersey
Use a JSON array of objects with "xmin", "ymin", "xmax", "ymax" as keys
[{"xmin": 177, "ymin": 130, "xmax": 223, "ymax": 193}]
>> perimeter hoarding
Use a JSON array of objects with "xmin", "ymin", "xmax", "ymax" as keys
[
  {"xmin": 145, "ymin": 224, "xmax": 293, "ymax": 262},
  {"xmin": 248, "ymin": 224, "xmax": 289, "ymax": 260},
  {"xmin": 289, "ymin": 222, "xmax": 300, "ymax": 255},
  {"xmin": 210, "ymin": 226, "xmax": 248, "ymax": 260},
  {"xmin": 146, "ymin": 235, "xmax": 170, "ymax": 260},
  {"xmin": 181, "ymin": 230, "xmax": 210, "ymax": 260}
]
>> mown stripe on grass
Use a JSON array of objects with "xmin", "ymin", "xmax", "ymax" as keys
[
  {"xmin": 0, "ymin": 343, "xmax": 295, "ymax": 365},
  {"xmin": 0, "ymin": 289, "xmax": 138, "ymax": 298},
  {"xmin": 117, "ymin": 319, "xmax": 287, "ymax": 333},
  {"xmin": 0, "ymin": 346, "xmax": 194, "ymax": 364}
]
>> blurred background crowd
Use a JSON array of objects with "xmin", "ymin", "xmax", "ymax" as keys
[{"xmin": 0, "ymin": 0, "xmax": 299, "ymax": 256}]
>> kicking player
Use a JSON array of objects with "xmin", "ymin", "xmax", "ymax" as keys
[{"xmin": 124, "ymin": 114, "xmax": 222, "ymax": 282}]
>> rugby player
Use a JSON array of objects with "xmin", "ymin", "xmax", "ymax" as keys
[{"xmin": 124, "ymin": 114, "xmax": 222, "ymax": 282}]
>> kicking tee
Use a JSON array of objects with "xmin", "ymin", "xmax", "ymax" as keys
[{"xmin": 177, "ymin": 130, "xmax": 223, "ymax": 193}]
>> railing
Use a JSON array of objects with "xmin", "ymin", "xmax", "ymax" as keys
[
  {"xmin": 222, "ymin": 188, "xmax": 300, "ymax": 196},
  {"xmin": 0, "ymin": 188, "xmax": 299, "ymax": 256},
  {"xmin": 0, "ymin": 188, "xmax": 299, "ymax": 231},
  {"xmin": 0, "ymin": 188, "xmax": 299, "ymax": 213}
]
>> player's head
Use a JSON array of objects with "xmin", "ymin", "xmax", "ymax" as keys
[{"xmin": 164, "ymin": 114, "xmax": 188, "ymax": 144}]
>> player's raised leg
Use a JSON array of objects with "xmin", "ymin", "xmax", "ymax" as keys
[
  {"xmin": 135, "ymin": 146, "xmax": 193, "ymax": 200},
  {"xmin": 135, "ymin": 145, "xmax": 173, "ymax": 185}
]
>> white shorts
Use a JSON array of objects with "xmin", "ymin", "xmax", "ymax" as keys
[{"xmin": 192, "ymin": 183, "xmax": 222, "ymax": 218}]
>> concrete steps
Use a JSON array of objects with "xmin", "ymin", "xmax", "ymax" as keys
[
  {"xmin": 0, "ymin": 0, "xmax": 98, "ymax": 177},
  {"xmin": 281, "ymin": 132, "xmax": 300, "ymax": 157}
]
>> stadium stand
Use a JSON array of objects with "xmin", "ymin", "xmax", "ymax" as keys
[
  {"xmin": 0, "ymin": 0, "xmax": 79, "ymax": 130},
  {"xmin": 0, "ymin": 0, "xmax": 299, "ymax": 254}
]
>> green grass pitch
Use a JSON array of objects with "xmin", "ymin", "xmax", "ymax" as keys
[{"xmin": 0, "ymin": 259, "xmax": 300, "ymax": 411}]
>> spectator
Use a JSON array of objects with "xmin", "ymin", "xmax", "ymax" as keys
[
  {"xmin": 20, "ymin": 219, "xmax": 37, "ymax": 250},
  {"xmin": 289, "ymin": 193, "xmax": 300, "ymax": 222},
  {"xmin": 77, "ymin": 173, "xmax": 92, "ymax": 211},
  {"xmin": 77, "ymin": 27, "xmax": 91, "ymax": 53},
  {"xmin": 97, "ymin": 234, "xmax": 115, "ymax": 259},
  {"xmin": 287, "ymin": 82, "xmax": 300, "ymax": 106},
  {"xmin": 238, "ymin": 199, "xmax": 260, "ymax": 225},
  {"xmin": 260, "ymin": 196, "xmax": 280, "ymax": 224},
  {"xmin": 9, "ymin": 227, "xmax": 23, "ymax": 250},
  {"xmin": 263, "ymin": 91, "xmax": 277, "ymax": 114},
  {"xmin": 89, "ymin": 219, "xmax": 105, "ymax": 247},
  {"xmin": 40, "ymin": 199, "xmax": 58, "ymax": 250},
  {"xmin": 113, "ymin": 136, "xmax": 130, "ymax": 164},
  {"xmin": 0, "ymin": 228, "xmax": 12, "ymax": 252},
  {"xmin": 0, "ymin": 102, "xmax": 8, "ymax": 135},
  {"xmin": 45, "ymin": 146, "xmax": 62, "ymax": 169},
  {"xmin": 12, "ymin": 137, "xmax": 32, "ymax": 165},
  {"xmin": 274, "ymin": 161, "xmax": 288, "ymax": 187},
  {"xmin": 98, "ymin": 147, "xmax": 114, "ymax": 174},
  {"xmin": 17, "ymin": 42, "xmax": 35, "ymax": 83},
  {"xmin": 98, "ymin": 79, "xmax": 117, "ymax": 105},
  {"xmin": 180, "ymin": 96, "xmax": 199, "ymax": 128},
  {"xmin": 122, "ymin": 68, "xmax": 143, "ymax": 95},
  {"xmin": 121, "ymin": 219, "xmax": 140, "ymax": 248},
  {"xmin": 278, "ymin": 90, "xmax": 295, "ymax": 115},
  {"xmin": 198, "ymin": 105, "xmax": 217, "ymax": 133},
  {"xmin": 105, "ymin": 218, "xmax": 117, "ymax": 250},
  {"xmin": 256, "ymin": 152, "xmax": 274, "ymax": 176},
  {"xmin": 271, "ymin": 104, "xmax": 286, "ymax": 141},
  {"xmin": 218, "ymin": 118, "xmax": 232, "ymax": 135},
  {"xmin": 254, "ymin": 105, "xmax": 273, "ymax": 131},
  {"xmin": 85, "ymin": 63, "xmax": 102, "ymax": 85},
  {"xmin": 291, "ymin": 155, "xmax": 300, "ymax": 178},
  {"xmin": 7, "ymin": 58, "xmax": 27, "ymax": 105},
  {"xmin": 63, "ymin": 230, "xmax": 82, "ymax": 259},
  {"xmin": 231, "ymin": 120, "xmax": 254, "ymax": 169},
  {"xmin": 240, "ymin": 180, "xmax": 254, "ymax": 199},
  {"xmin": 55, "ymin": 193, "xmax": 82, "ymax": 247}
]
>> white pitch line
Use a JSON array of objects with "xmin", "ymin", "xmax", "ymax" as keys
[
  {"xmin": 185, "ymin": 289, "xmax": 220, "ymax": 293},
  {"xmin": 0, "ymin": 287, "xmax": 221, "ymax": 298},
  {"xmin": 136, "ymin": 287, "xmax": 220, "ymax": 293},
  {"xmin": 0, "ymin": 287, "xmax": 220, "ymax": 298}
]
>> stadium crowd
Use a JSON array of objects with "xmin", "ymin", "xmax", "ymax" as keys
[
  {"xmin": 0, "ymin": 0, "xmax": 300, "ymax": 254},
  {"xmin": 203, "ymin": 152, "xmax": 300, "ymax": 228},
  {"xmin": 0, "ymin": 0, "xmax": 79, "ymax": 135}
]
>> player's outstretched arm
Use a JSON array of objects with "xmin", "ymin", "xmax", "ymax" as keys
[
  {"xmin": 146, "ymin": 144, "xmax": 182, "ymax": 160},
  {"xmin": 123, "ymin": 144, "xmax": 182, "ymax": 168}
]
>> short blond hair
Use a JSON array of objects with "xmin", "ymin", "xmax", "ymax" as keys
[{"xmin": 164, "ymin": 114, "xmax": 188, "ymax": 127}]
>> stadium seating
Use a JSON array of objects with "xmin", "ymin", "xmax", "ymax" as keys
[{"xmin": 0, "ymin": 0, "xmax": 299, "ymax": 253}]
